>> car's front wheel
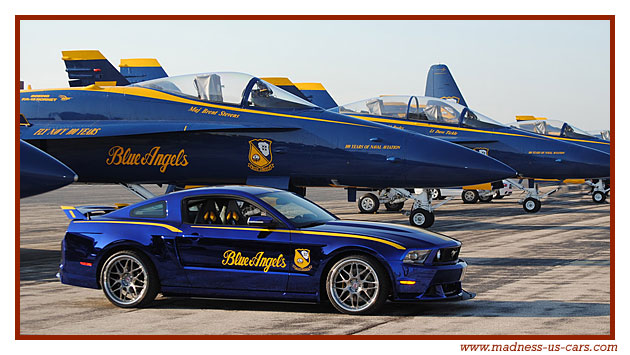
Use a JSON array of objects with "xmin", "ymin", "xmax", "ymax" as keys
[
  {"xmin": 325, "ymin": 255, "xmax": 390, "ymax": 315},
  {"xmin": 101, "ymin": 250, "xmax": 159, "ymax": 308}
]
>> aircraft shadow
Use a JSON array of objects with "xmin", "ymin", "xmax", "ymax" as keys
[{"xmin": 20, "ymin": 248, "xmax": 60, "ymax": 283}]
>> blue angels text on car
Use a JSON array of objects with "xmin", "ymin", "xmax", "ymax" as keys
[{"xmin": 58, "ymin": 186, "xmax": 473, "ymax": 314}]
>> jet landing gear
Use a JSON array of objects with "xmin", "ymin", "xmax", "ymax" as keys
[
  {"xmin": 357, "ymin": 188, "xmax": 453, "ymax": 228},
  {"xmin": 507, "ymin": 179, "xmax": 559, "ymax": 213},
  {"xmin": 586, "ymin": 180, "xmax": 610, "ymax": 204}
]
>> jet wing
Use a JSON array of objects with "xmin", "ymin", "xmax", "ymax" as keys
[{"xmin": 20, "ymin": 121, "xmax": 300, "ymax": 140}]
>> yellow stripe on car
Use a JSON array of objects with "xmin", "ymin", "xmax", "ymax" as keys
[
  {"xmin": 74, "ymin": 220, "xmax": 182, "ymax": 233},
  {"xmin": 191, "ymin": 225, "xmax": 406, "ymax": 250}
]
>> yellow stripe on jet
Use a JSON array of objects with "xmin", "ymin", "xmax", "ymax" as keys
[
  {"xmin": 74, "ymin": 220, "xmax": 182, "ymax": 233},
  {"xmin": 119, "ymin": 58, "xmax": 162, "ymax": 67},
  {"xmin": 547, "ymin": 136, "xmax": 610, "ymax": 145},
  {"xmin": 21, "ymin": 87, "xmax": 374, "ymax": 128},
  {"xmin": 295, "ymin": 83, "xmax": 327, "ymax": 91},
  {"xmin": 61, "ymin": 50, "xmax": 106, "ymax": 61},
  {"xmin": 350, "ymin": 115, "xmax": 545, "ymax": 140},
  {"xmin": 190, "ymin": 225, "xmax": 406, "ymax": 250},
  {"xmin": 261, "ymin": 77, "xmax": 295, "ymax": 86}
]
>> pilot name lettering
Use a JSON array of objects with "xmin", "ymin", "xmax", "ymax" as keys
[
  {"xmin": 106, "ymin": 146, "xmax": 189, "ymax": 173},
  {"xmin": 188, "ymin": 106, "xmax": 240, "ymax": 118},
  {"xmin": 222, "ymin": 250, "xmax": 286, "ymax": 272}
]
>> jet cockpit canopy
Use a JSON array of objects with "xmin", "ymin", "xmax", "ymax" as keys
[
  {"xmin": 512, "ymin": 119, "xmax": 595, "ymax": 140},
  {"xmin": 134, "ymin": 72, "xmax": 318, "ymax": 110},
  {"xmin": 338, "ymin": 95, "xmax": 506, "ymax": 129}
]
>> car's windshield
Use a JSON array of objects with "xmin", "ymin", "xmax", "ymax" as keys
[
  {"xmin": 134, "ymin": 72, "xmax": 318, "ymax": 110},
  {"xmin": 258, "ymin": 191, "xmax": 336, "ymax": 228}
]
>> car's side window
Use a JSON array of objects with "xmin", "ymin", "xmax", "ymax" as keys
[
  {"xmin": 130, "ymin": 201, "xmax": 167, "ymax": 218},
  {"xmin": 183, "ymin": 197, "xmax": 268, "ymax": 226}
]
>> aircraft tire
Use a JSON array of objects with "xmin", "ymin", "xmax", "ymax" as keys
[
  {"xmin": 479, "ymin": 194, "xmax": 493, "ymax": 203},
  {"xmin": 592, "ymin": 191, "xmax": 606, "ymax": 204},
  {"xmin": 522, "ymin": 197, "xmax": 541, "ymax": 213},
  {"xmin": 409, "ymin": 208, "xmax": 435, "ymax": 228},
  {"xmin": 384, "ymin": 202, "xmax": 404, "ymax": 211},
  {"xmin": 358, "ymin": 193, "xmax": 380, "ymax": 213},
  {"xmin": 430, "ymin": 189, "xmax": 442, "ymax": 200},
  {"xmin": 461, "ymin": 190, "xmax": 479, "ymax": 204}
]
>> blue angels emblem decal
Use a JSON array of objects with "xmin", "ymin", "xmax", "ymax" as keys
[
  {"xmin": 293, "ymin": 249, "xmax": 312, "ymax": 271},
  {"xmin": 248, "ymin": 139, "xmax": 274, "ymax": 172}
]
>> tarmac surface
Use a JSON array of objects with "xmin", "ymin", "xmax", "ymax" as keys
[{"xmin": 19, "ymin": 184, "xmax": 611, "ymax": 336}]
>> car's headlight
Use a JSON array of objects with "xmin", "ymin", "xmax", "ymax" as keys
[{"xmin": 403, "ymin": 249, "xmax": 432, "ymax": 264}]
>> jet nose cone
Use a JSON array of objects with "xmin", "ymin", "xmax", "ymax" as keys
[
  {"xmin": 20, "ymin": 140, "xmax": 77, "ymax": 198},
  {"xmin": 406, "ymin": 138, "xmax": 517, "ymax": 187}
]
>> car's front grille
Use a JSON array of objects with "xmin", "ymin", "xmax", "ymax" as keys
[
  {"xmin": 433, "ymin": 246, "xmax": 460, "ymax": 264},
  {"xmin": 424, "ymin": 282, "xmax": 461, "ymax": 298}
]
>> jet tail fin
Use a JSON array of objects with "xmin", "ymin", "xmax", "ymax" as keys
[
  {"xmin": 61, "ymin": 50, "xmax": 130, "ymax": 87},
  {"xmin": 295, "ymin": 83, "xmax": 338, "ymax": 109},
  {"xmin": 261, "ymin": 77, "xmax": 309, "ymax": 100},
  {"xmin": 119, "ymin": 58, "xmax": 168, "ymax": 84},
  {"xmin": 425, "ymin": 64, "xmax": 468, "ymax": 107}
]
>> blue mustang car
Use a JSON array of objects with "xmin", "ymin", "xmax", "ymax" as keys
[{"xmin": 59, "ymin": 186, "xmax": 473, "ymax": 314}]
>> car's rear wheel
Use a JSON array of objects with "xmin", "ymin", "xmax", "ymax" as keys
[
  {"xmin": 326, "ymin": 255, "xmax": 389, "ymax": 315},
  {"xmin": 101, "ymin": 250, "xmax": 159, "ymax": 308}
]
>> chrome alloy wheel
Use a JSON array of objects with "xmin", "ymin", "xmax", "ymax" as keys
[
  {"xmin": 329, "ymin": 258, "xmax": 380, "ymax": 313},
  {"xmin": 103, "ymin": 255, "xmax": 148, "ymax": 306}
]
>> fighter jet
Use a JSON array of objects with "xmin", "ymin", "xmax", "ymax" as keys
[
  {"xmin": 296, "ymin": 75, "xmax": 608, "ymax": 221},
  {"xmin": 424, "ymin": 64, "xmax": 611, "ymax": 204},
  {"xmin": 20, "ymin": 71, "xmax": 516, "ymax": 228}
]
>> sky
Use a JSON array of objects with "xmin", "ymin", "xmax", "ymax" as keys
[{"xmin": 20, "ymin": 19, "xmax": 610, "ymax": 131}]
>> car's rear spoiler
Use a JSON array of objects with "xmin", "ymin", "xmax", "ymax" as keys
[{"xmin": 60, "ymin": 205, "xmax": 117, "ymax": 220}]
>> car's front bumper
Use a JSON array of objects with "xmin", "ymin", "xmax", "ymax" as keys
[{"xmin": 390, "ymin": 259, "xmax": 473, "ymax": 301}]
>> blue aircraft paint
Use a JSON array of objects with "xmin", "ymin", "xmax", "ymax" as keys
[
  {"xmin": 334, "ymin": 96, "xmax": 609, "ymax": 180},
  {"xmin": 20, "ymin": 139, "xmax": 77, "ymax": 198},
  {"xmin": 19, "ymin": 72, "xmax": 516, "ymax": 191},
  {"xmin": 426, "ymin": 63, "xmax": 610, "ymax": 155},
  {"xmin": 425, "ymin": 64, "xmax": 468, "ymax": 107}
]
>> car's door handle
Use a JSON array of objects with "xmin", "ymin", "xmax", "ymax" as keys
[{"xmin": 183, "ymin": 233, "xmax": 200, "ymax": 242}]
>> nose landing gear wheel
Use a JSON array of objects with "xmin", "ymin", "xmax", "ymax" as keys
[
  {"xmin": 461, "ymin": 190, "xmax": 479, "ymax": 204},
  {"xmin": 592, "ymin": 191, "xmax": 606, "ymax": 203},
  {"xmin": 409, "ymin": 208, "xmax": 435, "ymax": 228},
  {"xmin": 384, "ymin": 202, "xmax": 404, "ymax": 211},
  {"xmin": 358, "ymin": 193, "xmax": 380, "ymax": 213},
  {"xmin": 522, "ymin": 197, "xmax": 541, "ymax": 213}
]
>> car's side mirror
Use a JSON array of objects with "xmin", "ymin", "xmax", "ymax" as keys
[{"xmin": 247, "ymin": 215, "xmax": 274, "ymax": 227}]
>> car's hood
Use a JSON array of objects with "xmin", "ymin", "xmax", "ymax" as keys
[{"xmin": 303, "ymin": 220, "xmax": 460, "ymax": 250}]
